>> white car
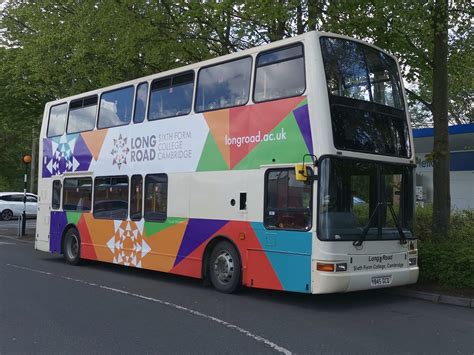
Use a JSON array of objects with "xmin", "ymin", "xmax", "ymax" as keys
[{"xmin": 0, "ymin": 192, "xmax": 38, "ymax": 221}]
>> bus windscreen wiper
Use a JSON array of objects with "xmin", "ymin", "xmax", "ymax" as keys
[
  {"xmin": 387, "ymin": 203, "xmax": 407, "ymax": 244},
  {"xmin": 353, "ymin": 202, "xmax": 382, "ymax": 247}
]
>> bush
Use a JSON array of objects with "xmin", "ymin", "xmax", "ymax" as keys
[{"xmin": 416, "ymin": 207, "xmax": 474, "ymax": 289}]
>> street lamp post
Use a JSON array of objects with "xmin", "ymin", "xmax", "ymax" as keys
[{"xmin": 22, "ymin": 155, "xmax": 32, "ymax": 237}]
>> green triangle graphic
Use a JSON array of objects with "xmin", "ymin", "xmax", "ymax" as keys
[
  {"xmin": 295, "ymin": 97, "xmax": 308, "ymax": 109},
  {"xmin": 144, "ymin": 217, "xmax": 187, "ymax": 238},
  {"xmin": 234, "ymin": 112, "xmax": 309, "ymax": 170},
  {"xmin": 66, "ymin": 211, "xmax": 82, "ymax": 225},
  {"xmin": 197, "ymin": 132, "xmax": 229, "ymax": 171}
]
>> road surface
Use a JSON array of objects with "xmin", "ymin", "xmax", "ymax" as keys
[{"xmin": 0, "ymin": 224, "xmax": 473, "ymax": 354}]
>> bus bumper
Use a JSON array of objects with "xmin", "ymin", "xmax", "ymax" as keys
[{"xmin": 311, "ymin": 266, "xmax": 419, "ymax": 294}]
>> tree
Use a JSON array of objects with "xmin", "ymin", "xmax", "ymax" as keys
[
  {"xmin": 1, "ymin": 0, "xmax": 471, "ymax": 236},
  {"xmin": 323, "ymin": 0, "xmax": 472, "ymax": 238},
  {"xmin": 431, "ymin": 0, "xmax": 450, "ymax": 239}
]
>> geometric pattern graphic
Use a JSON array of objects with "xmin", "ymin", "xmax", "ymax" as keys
[
  {"xmin": 45, "ymin": 97, "xmax": 314, "ymax": 293},
  {"xmin": 42, "ymin": 134, "xmax": 94, "ymax": 177},
  {"xmin": 50, "ymin": 212, "xmax": 312, "ymax": 293},
  {"xmin": 198, "ymin": 96, "xmax": 312, "ymax": 171},
  {"xmin": 42, "ymin": 96, "xmax": 311, "ymax": 177},
  {"xmin": 106, "ymin": 220, "xmax": 149, "ymax": 267},
  {"xmin": 110, "ymin": 134, "xmax": 129, "ymax": 170}
]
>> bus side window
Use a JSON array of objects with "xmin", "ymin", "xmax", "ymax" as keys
[
  {"xmin": 67, "ymin": 96, "xmax": 98, "ymax": 134},
  {"xmin": 195, "ymin": 57, "xmax": 252, "ymax": 112},
  {"xmin": 149, "ymin": 72, "xmax": 194, "ymax": 120},
  {"xmin": 254, "ymin": 43, "xmax": 305, "ymax": 103},
  {"xmin": 144, "ymin": 174, "xmax": 167, "ymax": 222},
  {"xmin": 63, "ymin": 177, "xmax": 92, "ymax": 211},
  {"xmin": 47, "ymin": 103, "xmax": 67, "ymax": 137},
  {"xmin": 98, "ymin": 86, "xmax": 134, "ymax": 129},
  {"xmin": 93, "ymin": 176, "xmax": 129, "ymax": 220},
  {"xmin": 52, "ymin": 180, "xmax": 62, "ymax": 210},
  {"xmin": 134, "ymin": 82, "xmax": 148, "ymax": 123},
  {"xmin": 130, "ymin": 175, "xmax": 143, "ymax": 221}
]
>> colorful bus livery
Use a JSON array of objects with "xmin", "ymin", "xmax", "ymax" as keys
[
  {"xmin": 42, "ymin": 96, "xmax": 312, "ymax": 177},
  {"xmin": 36, "ymin": 32, "xmax": 419, "ymax": 294}
]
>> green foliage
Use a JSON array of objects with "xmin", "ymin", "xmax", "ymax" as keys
[{"xmin": 416, "ymin": 207, "xmax": 474, "ymax": 288}]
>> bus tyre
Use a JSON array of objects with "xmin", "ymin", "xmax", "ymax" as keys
[
  {"xmin": 209, "ymin": 241, "xmax": 241, "ymax": 293},
  {"xmin": 63, "ymin": 228, "xmax": 81, "ymax": 265}
]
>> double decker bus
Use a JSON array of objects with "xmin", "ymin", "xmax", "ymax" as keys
[{"xmin": 35, "ymin": 31, "xmax": 418, "ymax": 294}]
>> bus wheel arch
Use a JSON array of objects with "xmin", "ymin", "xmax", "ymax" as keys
[
  {"xmin": 203, "ymin": 236, "xmax": 242, "ymax": 293},
  {"xmin": 61, "ymin": 224, "xmax": 81, "ymax": 265}
]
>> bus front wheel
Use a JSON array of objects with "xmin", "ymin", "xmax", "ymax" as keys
[
  {"xmin": 209, "ymin": 241, "xmax": 241, "ymax": 293},
  {"xmin": 63, "ymin": 228, "xmax": 81, "ymax": 265}
]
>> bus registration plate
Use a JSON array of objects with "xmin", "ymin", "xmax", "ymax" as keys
[{"xmin": 371, "ymin": 275, "xmax": 392, "ymax": 287}]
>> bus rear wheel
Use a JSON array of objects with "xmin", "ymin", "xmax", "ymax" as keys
[
  {"xmin": 209, "ymin": 241, "xmax": 241, "ymax": 293},
  {"xmin": 63, "ymin": 228, "xmax": 81, "ymax": 265}
]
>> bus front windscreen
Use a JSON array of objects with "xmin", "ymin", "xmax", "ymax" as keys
[
  {"xmin": 320, "ymin": 37, "xmax": 410, "ymax": 158},
  {"xmin": 318, "ymin": 157, "xmax": 414, "ymax": 242}
]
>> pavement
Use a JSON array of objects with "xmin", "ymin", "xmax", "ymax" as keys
[
  {"xmin": 1, "ymin": 221, "xmax": 473, "ymax": 353},
  {"xmin": 0, "ymin": 218, "xmax": 36, "ymax": 239}
]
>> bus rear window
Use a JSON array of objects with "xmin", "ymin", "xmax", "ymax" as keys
[
  {"xmin": 254, "ymin": 44, "xmax": 305, "ymax": 102},
  {"xmin": 195, "ymin": 57, "xmax": 251, "ymax": 112},
  {"xmin": 149, "ymin": 72, "xmax": 194, "ymax": 120},
  {"xmin": 67, "ymin": 96, "xmax": 97, "ymax": 134},
  {"xmin": 47, "ymin": 103, "xmax": 67, "ymax": 137}
]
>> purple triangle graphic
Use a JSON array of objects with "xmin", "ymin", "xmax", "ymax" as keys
[
  {"xmin": 42, "ymin": 139, "xmax": 53, "ymax": 177},
  {"xmin": 293, "ymin": 104, "xmax": 313, "ymax": 154},
  {"xmin": 73, "ymin": 134, "xmax": 93, "ymax": 171},
  {"xmin": 174, "ymin": 219, "xmax": 228, "ymax": 266}
]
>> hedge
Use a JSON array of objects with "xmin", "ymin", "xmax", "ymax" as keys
[{"xmin": 416, "ymin": 206, "xmax": 474, "ymax": 289}]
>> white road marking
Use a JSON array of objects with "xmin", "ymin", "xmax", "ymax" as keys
[
  {"xmin": 6, "ymin": 263, "xmax": 292, "ymax": 355},
  {"xmin": 0, "ymin": 241, "xmax": 14, "ymax": 245}
]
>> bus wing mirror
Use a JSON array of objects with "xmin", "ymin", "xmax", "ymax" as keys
[
  {"xmin": 295, "ymin": 154, "xmax": 318, "ymax": 182},
  {"xmin": 295, "ymin": 164, "xmax": 308, "ymax": 181}
]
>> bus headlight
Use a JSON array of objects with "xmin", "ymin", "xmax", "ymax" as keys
[{"xmin": 408, "ymin": 257, "xmax": 417, "ymax": 266}]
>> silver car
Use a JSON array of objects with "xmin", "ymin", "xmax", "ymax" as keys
[{"xmin": 0, "ymin": 192, "xmax": 38, "ymax": 220}]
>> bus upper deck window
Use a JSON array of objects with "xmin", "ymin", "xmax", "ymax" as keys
[
  {"xmin": 47, "ymin": 103, "xmax": 67, "ymax": 137},
  {"xmin": 67, "ymin": 96, "xmax": 97, "ymax": 134},
  {"xmin": 149, "ymin": 72, "xmax": 194, "ymax": 120},
  {"xmin": 134, "ymin": 82, "xmax": 148, "ymax": 123},
  {"xmin": 195, "ymin": 57, "xmax": 252, "ymax": 112},
  {"xmin": 98, "ymin": 86, "xmax": 134, "ymax": 129},
  {"xmin": 254, "ymin": 44, "xmax": 305, "ymax": 103}
]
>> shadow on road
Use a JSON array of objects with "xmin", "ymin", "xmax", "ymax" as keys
[{"xmin": 39, "ymin": 253, "xmax": 396, "ymax": 312}]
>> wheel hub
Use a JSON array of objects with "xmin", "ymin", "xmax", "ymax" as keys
[
  {"xmin": 2, "ymin": 210, "xmax": 12, "ymax": 220},
  {"xmin": 214, "ymin": 251, "xmax": 234, "ymax": 284},
  {"xmin": 67, "ymin": 234, "xmax": 79, "ymax": 260}
]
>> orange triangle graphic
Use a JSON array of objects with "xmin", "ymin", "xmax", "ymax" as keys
[
  {"xmin": 81, "ymin": 129, "xmax": 108, "ymax": 161},
  {"xmin": 203, "ymin": 110, "xmax": 230, "ymax": 167},
  {"xmin": 142, "ymin": 220, "xmax": 189, "ymax": 272}
]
